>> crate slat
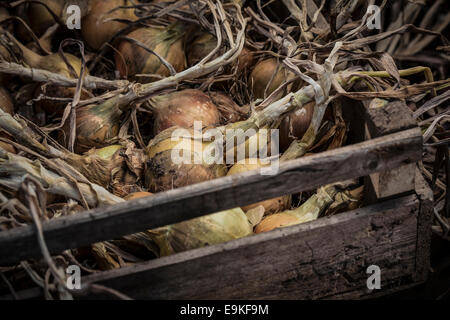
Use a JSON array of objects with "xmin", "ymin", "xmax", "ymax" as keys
[{"xmin": 0, "ymin": 128, "xmax": 422, "ymax": 266}]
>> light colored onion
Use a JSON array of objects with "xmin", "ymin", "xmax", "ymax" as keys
[
  {"xmin": 150, "ymin": 89, "xmax": 220, "ymax": 135},
  {"xmin": 145, "ymin": 127, "xmax": 227, "ymax": 192},
  {"xmin": 249, "ymin": 58, "xmax": 294, "ymax": 100},
  {"xmin": 115, "ymin": 23, "xmax": 186, "ymax": 81},
  {"xmin": 82, "ymin": 0, "xmax": 137, "ymax": 50},
  {"xmin": 227, "ymin": 159, "xmax": 291, "ymax": 215}
]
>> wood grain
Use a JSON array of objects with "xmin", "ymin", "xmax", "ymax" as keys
[
  {"xmin": 0, "ymin": 128, "xmax": 422, "ymax": 266},
  {"xmin": 364, "ymin": 100, "xmax": 419, "ymax": 201}
]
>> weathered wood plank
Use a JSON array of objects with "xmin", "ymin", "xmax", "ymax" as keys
[
  {"xmin": 79, "ymin": 195, "xmax": 420, "ymax": 300},
  {"xmin": 0, "ymin": 128, "xmax": 422, "ymax": 266},
  {"xmin": 364, "ymin": 100, "xmax": 419, "ymax": 201},
  {"xmin": 413, "ymin": 167, "xmax": 433, "ymax": 283}
]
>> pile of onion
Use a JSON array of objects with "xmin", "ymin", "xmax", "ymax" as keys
[
  {"xmin": 227, "ymin": 159, "xmax": 291, "ymax": 215},
  {"xmin": 82, "ymin": 0, "xmax": 138, "ymax": 50},
  {"xmin": 149, "ymin": 89, "xmax": 221, "ymax": 135},
  {"xmin": 115, "ymin": 23, "xmax": 186, "ymax": 81},
  {"xmin": 145, "ymin": 127, "xmax": 227, "ymax": 192}
]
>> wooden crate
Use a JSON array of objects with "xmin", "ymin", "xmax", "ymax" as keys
[{"xmin": 0, "ymin": 100, "xmax": 433, "ymax": 300}]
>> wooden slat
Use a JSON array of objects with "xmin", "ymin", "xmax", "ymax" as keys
[
  {"xmin": 79, "ymin": 195, "xmax": 420, "ymax": 299},
  {"xmin": 413, "ymin": 167, "xmax": 433, "ymax": 282},
  {"xmin": 364, "ymin": 100, "xmax": 418, "ymax": 201},
  {"xmin": 0, "ymin": 128, "xmax": 422, "ymax": 266}
]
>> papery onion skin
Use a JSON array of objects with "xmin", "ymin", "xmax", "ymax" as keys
[
  {"xmin": 115, "ymin": 24, "xmax": 186, "ymax": 81},
  {"xmin": 227, "ymin": 159, "xmax": 291, "ymax": 215},
  {"xmin": 27, "ymin": 0, "xmax": 92, "ymax": 36},
  {"xmin": 148, "ymin": 207, "xmax": 253, "ymax": 256},
  {"xmin": 124, "ymin": 191, "xmax": 153, "ymax": 201},
  {"xmin": 187, "ymin": 33, "xmax": 254, "ymax": 73},
  {"xmin": 209, "ymin": 91, "xmax": 247, "ymax": 124},
  {"xmin": 145, "ymin": 127, "xmax": 227, "ymax": 192},
  {"xmin": 27, "ymin": 0, "xmax": 64, "ymax": 36},
  {"xmin": 279, "ymin": 101, "xmax": 315, "ymax": 151},
  {"xmin": 0, "ymin": 87, "xmax": 14, "ymax": 115},
  {"xmin": 254, "ymin": 213, "xmax": 299, "ymax": 234},
  {"xmin": 249, "ymin": 58, "xmax": 293, "ymax": 100},
  {"xmin": 151, "ymin": 89, "xmax": 220, "ymax": 135},
  {"xmin": 62, "ymin": 97, "xmax": 122, "ymax": 153},
  {"xmin": 82, "ymin": 0, "xmax": 137, "ymax": 50}
]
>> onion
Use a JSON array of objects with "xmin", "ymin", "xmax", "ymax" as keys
[
  {"xmin": 187, "ymin": 33, "xmax": 254, "ymax": 72},
  {"xmin": 227, "ymin": 159, "xmax": 291, "ymax": 215},
  {"xmin": 146, "ymin": 207, "xmax": 253, "ymax": 256},
  {"xmin": 149, "ymin": 89, "xmax": 220, "ymax": 135},
  {"xmin": 82, "ymin": 0, "xmax": 137, "ymax": 50},
  {"xmin": 145, "ymin": 127, "xmax": 227, "ymax": 192},
  {"xmin": 124, "ymin": 191, "xmax": 153, "ymax": 201},
  {"xmin": 115, "ymin": 23, "xmax": 186, "ymax": 81},
  {"xmin": 26, "ymin": 0, "xmax": 92, "ymax": 36},
  {"xmin": 279, "ymin": 101, "xmax": 315, "ymax": 151},
  {"xmin": 65, "ymin": 97, "xmax": 123, "ymax": 153},
  {"xmin": 254, "ymin": 185, "xmax": 340, "ymax": 234},
  {"xmin": 0, "ymin": 8, "xmax": 9, "ymax": 22},
  {"xmin": 63, "ymin": 143, "xmax": 145, "ymax": 196},
  {"xmin": 4, "ymin": 32, "xmax": 84, "ymax": 78},
  {"xmin": 209, "ymin": 91, "xmax": 247, "ymax": 124},
  {"xmin": 249, "ymin": 58, "xmax": 294, "ymax": 99},
  {"xmin": 0, "ymin": 87, "xmax": 14, "ymax": 115}
]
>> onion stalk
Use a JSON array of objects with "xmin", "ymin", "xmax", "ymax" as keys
[{"xmin": 0, "ymin": 148, "xmax": 123, "ymax": 207}]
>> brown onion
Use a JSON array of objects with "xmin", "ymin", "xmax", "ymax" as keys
[
  {"xmin": 145, "ymin": 127, "xmax": 227, "ymax": 192},
  {"xmin": 209, "ymin": 91, "xmax": 247, "ymax": 124},
  {"xmin": 26, "ymin": 0, "xmax": 92, "ymax": 36},
  {"xmin": 64, "ymin": 97, "xmax": 123, "ymax": 153},
  {"xmin": 279, "ymin": 101, "xmax": 315, "ymax": 151},
  {"xmin": 249, "ymin": 58, "xmax": 294, "ymax": 100},
  {"xmin": 4, "ymin": 32, "xmax": 84, "ymax": 78},
  {"xmin": 82, "ymin": 0, "xmax": 137, "ymax": 50},
  {"xmin": 149, "ymin": 89, "xmax": 220, "ymax": 135},
  {"xmin": 254, "ymin": 184, "xmax": 341, "ymax": 234},
  {"xmin": 115, "ymin": 23, "xmax": 186, "ymax": 81},
  {"xmin": 124, "ymin": 191, "xmax": 153, "ymax": 201},
  {"xmin": 0, "ymin": 87, "xmax": 14, "ymax": 115},
  {"xmin": 187, "ymin": 33, "xmax": 254, "ymax": 72},
  {"xmin": 227, "ymin": 159, "xmax": 291, "ymax": 215}
]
